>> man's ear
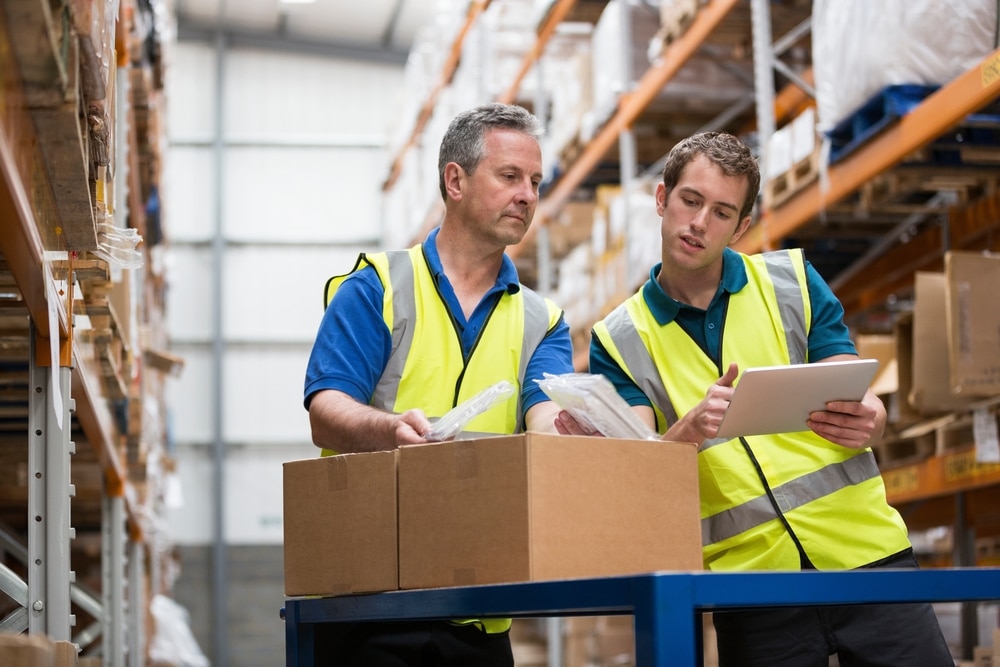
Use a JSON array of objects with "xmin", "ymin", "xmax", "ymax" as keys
[
  {"xmin": 443, "ymin": 162, "xmax": 464, "ymax": 201},
  {"xmin": 729, "ymin": 214, "xmax": 753, "ymax": 245}
]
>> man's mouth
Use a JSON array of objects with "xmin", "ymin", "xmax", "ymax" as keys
[{"xmin": 681, "ymin": 235, "xmax": 704, "ymax": 249}]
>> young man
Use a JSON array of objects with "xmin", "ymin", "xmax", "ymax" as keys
[
  {"xmin": 557, "ymin": 132, "xmax": 953, "ymax": 666},
  {"xmin": 303, "ymin": 102, "xmax": 574, "ymax": 666}
]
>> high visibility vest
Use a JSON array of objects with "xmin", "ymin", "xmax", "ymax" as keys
[
  {"xmin": 593, "ymin": 249, "xmax": 911, "ymax": 572},
  {"xmin": 322, "ymin": 246, "xmax": 563, "ymax": 634},
  {"xmin": 324, "ymin": 246, "xmax": 562, "ymax": 434}
]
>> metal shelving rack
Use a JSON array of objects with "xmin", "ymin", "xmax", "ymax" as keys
[{"xmin": 0, "ymin": 0, "xmax": 171, "ymax": 663}]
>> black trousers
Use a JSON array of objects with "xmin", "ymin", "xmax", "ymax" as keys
[
  {"xmin": 713, "ymin": 550, "xmax": 954, "ymax": 667},
  {"xmin": 314, "ymin": 620, "xmax": 513, "ymax": 667}
]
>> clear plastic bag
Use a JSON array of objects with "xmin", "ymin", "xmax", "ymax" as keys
[
  {"xmin": 536, "ymin": 372, "xmax": 658, "ymax": 441},
  {"xmin": 94, "ymin": 222, "xmax": 144, "ymax": 269},
  {"xmin": 424, "ymin": 380, "xmax": 516, "ymax": 442}
]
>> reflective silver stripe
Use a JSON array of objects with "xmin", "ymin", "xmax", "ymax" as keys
[
  {"xmin": 373, "ymin": 251, "xmax": 416, "ymax": 410},
  {"xmin": 519, "ymin": 288, "xmax": 553, "ymax": 431},
  {"xmin": 763, "ymin": 251, "xmax": 807, "ymax": 365},
  {"xmin": 603, "ymin": 306, "xmax": 678, "ymax": 428},
  {"xmin": 702, "ymin": 450, "xmax": 881, "ymax": 545}
]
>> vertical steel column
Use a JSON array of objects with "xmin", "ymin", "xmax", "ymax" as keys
[
  {"xmin": 545, "ymin": 617, "xmax": 563, "ymax": 667},
  {"xmin": 127, "ymin": 540, "xmax": 145, "ymax": 667},
  {"xmin": 955, "ymin": 492, "xmax": 977, "ymax": 660},
  {"xmin": 27, "ymin": 327, "xmax": 48, "ymax": 635},
  {"xmin": 27, "ymin": 322, "xmax": 75, "ymax": 640},
  {"xmin": 211, "ymin": 26, "xmax": 231, "ymax": 667},
  {"xmin": 534, "ymin": 55, "xmax": 553, "ymax": 296},
  {"xmin": 750, "ymin": 0, "xmax": 775, "ymax": 189},
  {"xmin": 618, "ymin": 0, "xmax": 638, "ymax": 278},
  {"xmin": 102, "ymin": 494, "xmax": 126, "ymax": 667}
]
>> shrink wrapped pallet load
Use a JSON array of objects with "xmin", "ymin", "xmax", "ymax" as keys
[{"xmin": 812, "ymin": 0, "xmax": 998, "ymax": 135}]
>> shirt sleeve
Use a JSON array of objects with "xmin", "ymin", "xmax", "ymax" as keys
[
  {"xmin": 521, "ymin": 314, "xmax": 576, "ymax": 413},
  {"xmin": 303, "ymin": 266, "xmax": 392, "ymax": 409},
  {"xmin": 805, "ymin": 261, "xmax": 859, "ymax": 361}
]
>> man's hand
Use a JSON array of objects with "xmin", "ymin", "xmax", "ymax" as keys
[
  {"xmin": 309, "ymin": 389, "xmax": 433, "ymax": 452},
  {"xmin": 807, "ymin": 388, "xmax": 885, "ymax": 449},
  {"xmin": 663, "ymin": 363, "xmax": 739, "ymax": 443},
  {"xmin": 553, "ymin": 410, "xmax": 600, "ymax": 436},
  {"xmin": 394, "ymin": 409, "xmax": 434, "ymax": 446}
]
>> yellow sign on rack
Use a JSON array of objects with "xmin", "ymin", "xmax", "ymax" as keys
[
  {"xmin": 943, "ymin": 450, "xmax": 1000, "ymax": 483},
  {"xmin": 982, "ymin": 51, "xmax": 1000, "ymax": 88},
  {"xmin": 881, "ymin": 466, "xmax": 920, "ymax": 497}
]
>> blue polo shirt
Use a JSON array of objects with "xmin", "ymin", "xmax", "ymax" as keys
[
  {"xmin": 590, "ymin": 247, "xmax": 857, "ymax": 407},
  {"xmin": 304, "ymin": 227, "xmax": 574, "ymax": 414}
]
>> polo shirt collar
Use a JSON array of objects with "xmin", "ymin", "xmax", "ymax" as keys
[
  {"xmin": 642, "ymin": 247, "xmax": 748, "ymax": 325},
  {"xmin": 423, "ymin": 226, "xmax": 521, "ymax": 295}
]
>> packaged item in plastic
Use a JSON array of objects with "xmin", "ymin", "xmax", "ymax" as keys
[
  {"xmin": 535, "ymin": 372, "xmax": 658, "ymax": 441},
  {"xmin": 424, "ymin": 380, "xmax": 516, "ymax": 442}
]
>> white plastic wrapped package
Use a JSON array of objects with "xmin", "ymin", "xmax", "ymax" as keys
[
  {"xmin": 424, "ymin": 380, "xmax": 516, "ymax": 441},
  {"xmin": 535, "ymin": 372, "xmax": 658, "ymax": 441},
  {"xmin": 812, "ymin": 0, "xmax": 998, "ymax": 134},
  {"xmin": 148, "ymin": 594, "xmax": 210, "ymax": 667}
]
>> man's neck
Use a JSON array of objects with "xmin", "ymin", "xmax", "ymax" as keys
[{"xmin": 657, "ymin": 264, "xmax": 722, "ymax": 310}]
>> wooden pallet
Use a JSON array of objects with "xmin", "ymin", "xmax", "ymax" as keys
[
  {"xmin": 763, "ymin": 144, "xmax": 821, "ymax": 210},
  {"xmin": 857, "ymin": 165, "xmax": 1000, "ymax": 214}
]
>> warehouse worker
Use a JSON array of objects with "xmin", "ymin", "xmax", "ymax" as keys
[
  {"xmin": 303, "ymin": 102, "xmax": 573, "ymax": 666},
  {"xmin": 556, "ymin": 132, "xmax": 953, "ymax": 666}
]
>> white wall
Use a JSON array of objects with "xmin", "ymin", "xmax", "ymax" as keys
[{"xmin": 162, "ymin": 40, "xmax": 405, "ymax": 545}]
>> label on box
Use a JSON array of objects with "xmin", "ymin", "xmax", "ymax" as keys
[{"xmin": 974, "ymin": 407, "xmax": 1000, "ymax": 464}]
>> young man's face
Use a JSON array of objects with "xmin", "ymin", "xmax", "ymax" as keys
[
  {"xmin": 657, "ymin": 154, "xmax": 751, "ymax": 273},
  {"xmin": 452, "ymin": 128, "xmax": 542, "ymax": 248}
]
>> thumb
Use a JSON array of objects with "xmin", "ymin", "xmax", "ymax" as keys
[{"xmin": 717, "ymin": 362, "xmax": 740, "ymax": 387}]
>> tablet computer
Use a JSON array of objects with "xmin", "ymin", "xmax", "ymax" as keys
[{"xmin": 716, "ymin": 358, "xmax": 880, "ymax": 439}]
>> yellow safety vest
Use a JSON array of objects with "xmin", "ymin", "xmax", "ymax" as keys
[
  {"xmin": 322, "ymin": 245, "xmax": 564, "ymax": 634},
  {"xmin": 593, "ymin": 249, "xmax": 911, "ymax": 572},
  {"xmin": 325, "ymin": 246, "xmax": 562, "ymax": 433}
]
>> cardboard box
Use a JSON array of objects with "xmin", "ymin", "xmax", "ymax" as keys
[
  {"xmin": 0, "ymin": 633, "xmax": 54, "ymax": 666},
  {"xmin": 283, "ymin": 451, "xmax": 398, "ymax": 596},
  {"xmin": 855, "ymin": 334, "xmax": 898, "ymax": 397},
  {"xmin": 53, "ymin": 642, "xmax": 77, "ymax": 667},
  {"xmin": 909, "ymin": 272, "xmax": 976, "ymax": 414},
  {"xmin": 945, "ymin": 251, "xmax": 1000, "ymax": 397},
  {"xmin": 891, "ymin": 312, "xmax": 920, "ymax": 425},
  {"xmin": 397, "ymin": 434, "xmax": 701, "ymax": 589}
]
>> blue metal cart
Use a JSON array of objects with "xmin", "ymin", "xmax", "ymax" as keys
[{"xmin": 284, "ymin": 567, "xmax": 1000, "ymax": 666}]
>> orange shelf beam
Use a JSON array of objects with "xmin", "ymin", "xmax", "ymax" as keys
[
  {"xmin": 383, "ymin": 0, "xmax": 492, "ymax": 192},
  {"xmin": 511, "ymin": 0, "xmax": 741, "ymax": 259},
  {"xmin": 496, "ymin": 0, "xmax": 580, "ymax": 105},
  {"xmin": 882, "ymin": 448, "xmax": 1000, "ymax": 507},
  {"xmin": 738, "ymin": 47, "xmax": 1000, "ymax": 253},
  {"xmin": 0, "ymin": 127, "xmax": 69, "ymax": 341}
]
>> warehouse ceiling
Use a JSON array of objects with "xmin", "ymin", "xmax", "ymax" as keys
[
  {"xmin": 172, "ymin": 0, "xmax": 442, "ymax": 61},
  {"xmin": 167, "ymin": 0, "xmax": 1000, "ymax": 334}
]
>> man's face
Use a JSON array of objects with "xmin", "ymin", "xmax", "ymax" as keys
[
  {"xmin": 456, "ymin": 128, "xmax": 543, "ymax": 247},
  {"xmin": 657, "ymin": 154, "xmax": 751, "ymax": 273}
]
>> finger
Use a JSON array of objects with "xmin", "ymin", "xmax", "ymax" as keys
[{"xmin": 717, "ymin": 362, "xmax": 740, "ymax": 387}]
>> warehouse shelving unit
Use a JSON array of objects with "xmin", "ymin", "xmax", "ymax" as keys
[{"xmin": 1, "ymin": 0, "xmax": 173, "ymax": 663}]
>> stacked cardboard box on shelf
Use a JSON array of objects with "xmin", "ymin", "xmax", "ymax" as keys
[{"xmin": 861, "ymin": 251, "xmax": 1000, "ymax": 469}]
